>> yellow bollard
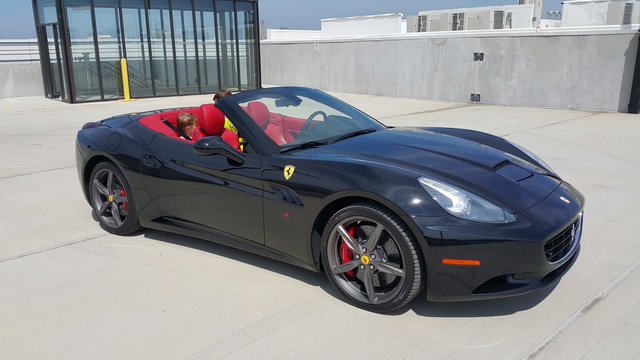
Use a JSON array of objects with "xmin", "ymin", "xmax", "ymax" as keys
[{"xmin": 120, "ymin": 58, "xmax": 131, "ymax": 101}]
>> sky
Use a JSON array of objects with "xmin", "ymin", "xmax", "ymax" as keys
[{"xmin": 0, "ymin": 0, "xmax": 565, "ymax": 39}]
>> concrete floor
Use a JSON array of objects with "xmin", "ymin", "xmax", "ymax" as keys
[{"xmin": 1, "ymin": 92, "xmax": 639, "ymax": 359}]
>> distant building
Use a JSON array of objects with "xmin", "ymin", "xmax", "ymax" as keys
[
  {"xmin": 562, "ymin": 0, "xmax": 640, "ymax": 26},
  {"xmin": 264, "ymin": 13, "xmax": 405, "ymax": 40},
  {"xmin": 320, "ymin": 13, "xmax": 406, "ymax": 36},
  {"xmin": 413, "ymin": 0, "xmax": 543, "ymax": 32},
  {"xmin": 262, "ymin": 0, "xmax": 640, "ymax": 42},
  {"xmin": 540, "ymin": 19, "xmax": 562, "ymax": 28},
  {"xmin": 266, "ymin": 29, "xmax": 321, "ymax": 40}
]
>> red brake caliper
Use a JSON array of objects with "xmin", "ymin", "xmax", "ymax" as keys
[
  {"xmin": 339, "ymin": 226, "xmax": 357, "ymax": 278},
  {"xmin": 121, "ymin": 189, "xmax": 128, "ymax": 212}
]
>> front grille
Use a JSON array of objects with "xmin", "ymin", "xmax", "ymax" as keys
[{"xmin": 544, "ymin": 214, "xmax": 582, "ymax": 263}]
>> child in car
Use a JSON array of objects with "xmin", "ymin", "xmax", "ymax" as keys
[{"xmin": 176, "ymin": 112, "xmax": 203, "ymax": 141}]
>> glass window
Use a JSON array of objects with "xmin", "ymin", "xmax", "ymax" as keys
[
  {"xmin": 95, "ymin": 0, "xmax": 122, "ymax": 100},
  {"xmin": 623, "ymin": 3, "xmax": 633, "ymax": 25},
  {"xmin": 149, "ymin": 0, "xmax": 176, "ymax": 96},
  {"xmin": 34, "ymin": 0, "xmax": 260, "ymax": 103},
  {"xmin": 44, "ymin": 24, "xmax": 65, "ymax": 99},
  {"xmin": 173, "ymin": 0, "xmax": 198, "ymax": 94},
  {"xmin": 122, "ymin": 0, "xmax": 154, "ymax": 97},
  {"xmin": 236, "ymin": 1, "xmax": 257, "ymax": 90},
  {"xmin": 217, "ymin": 0, "xmax": 238, "ymax": 90},
  {"xmin": 66, "ymin": 0, "xmax": 101, "ymax": 101},
  {"xmin": 194, "ymin": 0, "xmax": 218, "ymax": 93},
  {"xmin": 494, "ymin": 11, "xmax": 504, "ymax": 29},
  {"xmin": 37, "ymin": 0, "xmax": 58, "ymax": 24}
]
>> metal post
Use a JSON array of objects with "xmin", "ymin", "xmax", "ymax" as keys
[
  {"xmin": 120, "ymin": 58, "xmax": 131, "ymax": 101},
  {"xmin": 629, "ymin": 30, "xmax": 640, "ymax": 114}
]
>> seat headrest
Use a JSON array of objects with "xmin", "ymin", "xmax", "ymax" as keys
[
  {"xmin": 200, "ymin": 104, "xmax": 225, "ymax": 136},
  {"xmin": 247, "ymin": 101, "xmax": 270, "ymax": 129}
]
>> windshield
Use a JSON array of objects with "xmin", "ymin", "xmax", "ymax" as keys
[{"xmin": 222, "ymin": 87, "xmax": 387, "ymax": 150}]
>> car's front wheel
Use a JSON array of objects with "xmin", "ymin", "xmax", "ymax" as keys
[
  {"xmin": 89, "ymin": 162, "xmax": 141, "ymax": 235},
  {"xmin": 321, "ymin": 202, "xmax": 425, "ymax": 313}
]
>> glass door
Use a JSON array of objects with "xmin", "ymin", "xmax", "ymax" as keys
[{"xmin": 37, "ymin": 24, "xmax": 64, "ymax": 99}]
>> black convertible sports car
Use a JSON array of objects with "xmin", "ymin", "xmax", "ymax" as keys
[{"xmin": 76, "ymin": 86, "xmax": 584, "ymax": 313}]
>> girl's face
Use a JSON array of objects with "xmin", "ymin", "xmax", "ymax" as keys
[{"xmin": 185, "ymin": 122, "xmax": 197, "ymax": 137}]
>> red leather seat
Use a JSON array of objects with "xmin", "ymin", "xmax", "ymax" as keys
[
  {"xmin": 139, "ymin": 108, "xmax": 207, "ymax": 142},
  {"xmin": 140, "ymin": 114, "xmax": 179, "ymax": 139},
  {"xmin": 200, "ymin": 104, "xmax": 241, "ymax": 151},
  {"xmin": 247, "ymin": 101, "xmax": 286, "ymax": 145}
]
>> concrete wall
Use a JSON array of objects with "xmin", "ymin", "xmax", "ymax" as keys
[
  {"xmin": 1, "ymin": 40, "xmax": 44, "ymax": 98},
  {"xmin": 261, "ymin": 27, "xmax": 640, "ymax": 112},
  {"xmin": 0, "ymin": 63, "xmax": 43, "ymax": 98}
]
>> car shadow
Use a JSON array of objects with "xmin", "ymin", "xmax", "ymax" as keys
[
  {"xmin": 141, "ymin": 228, "xmax": 334, "ymax": 290},
  {"xmin": 403, "ymin": 283, "xmax": 558, "ymax": 317},
  {"xmin": 137, "ymin": 228, "xmax": 557, "ymax": 318}
]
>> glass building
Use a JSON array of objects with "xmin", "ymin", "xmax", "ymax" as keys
[{"xmin": 32, "ymin": 0, "xmax": 260, "ymax": 103}]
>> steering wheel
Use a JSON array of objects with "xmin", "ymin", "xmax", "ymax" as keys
[{"xmin": 302, "ymin": 111, "xmax": 328, "ymax": 131}]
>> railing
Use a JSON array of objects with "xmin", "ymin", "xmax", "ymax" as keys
[
  {"xmin": 72, "ymin": 56, "xmax": 172, "ymax": 98},
  {"xmin": 0, "ymin": 38, "xmax": 250, "ymax": 63}
]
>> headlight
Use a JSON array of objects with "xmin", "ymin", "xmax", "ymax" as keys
[
  {"xmin": 418, "ymin": 176, "xmax": 516, "ymax": 223},
  {"xmin": 507, "ymin": 141, "xmax": 554, "ymax": 173}
]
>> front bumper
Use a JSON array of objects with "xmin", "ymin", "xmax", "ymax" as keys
[{"xmin": 412, "ymin": 182, "xmax": 584, "ymax": 302}]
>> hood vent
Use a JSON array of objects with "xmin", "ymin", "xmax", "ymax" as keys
[{"xmin": 494, "ymin": 161, "xmax": 533, "ymax": 182}]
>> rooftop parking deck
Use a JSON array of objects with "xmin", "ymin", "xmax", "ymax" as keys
[{"xmin": 1, "ymin": 92, "xmax": 639, "ymax": 359}]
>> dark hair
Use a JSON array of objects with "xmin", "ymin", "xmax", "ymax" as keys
[{"xmin": 213, "ymin": 89, "xmax": 232, "ymax": 102}]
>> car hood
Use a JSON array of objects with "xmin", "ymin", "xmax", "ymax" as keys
[{"xmin": 303, "ymin": 127, "xmax": 561, "ymax": 213}]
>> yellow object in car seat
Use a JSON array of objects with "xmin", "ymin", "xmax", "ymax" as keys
[{"xmin": 224, "ymin": 118, "xmax": 244, "ymax": 151}]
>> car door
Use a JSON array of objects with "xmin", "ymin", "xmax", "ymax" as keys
[{"xmin": 140, "ymin": 134, "xmax": 264, "ymax": 244}]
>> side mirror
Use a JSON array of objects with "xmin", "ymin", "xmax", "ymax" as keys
[{"xmin": 193, "ymin": 136, "xmax": 245, "ymax": 164}]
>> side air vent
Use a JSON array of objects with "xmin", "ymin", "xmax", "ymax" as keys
[{"xmin": 271, "ymin": 185, "xmax": 304, "ymax": 207}]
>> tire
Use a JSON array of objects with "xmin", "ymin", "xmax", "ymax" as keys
[
  {"xmin": 89, "ymin": 162, "xmax": 142, "ymax": 235},
  {"xmin": 321, "ymin": 202, "xmax": 425, "ymax": 313}
]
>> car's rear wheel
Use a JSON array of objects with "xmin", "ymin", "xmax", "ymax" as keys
[
  {"xmin": 89, "ymin": 162, "xmax": 141, "ymax": 235},
  {"xmin": 321, "ymin": 202, "xmax": 425, "ymax": 313}
]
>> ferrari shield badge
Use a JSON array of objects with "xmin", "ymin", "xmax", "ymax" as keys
[{"xmin": 284, "ymin": 165, "xmax": 295, "ymax": 180}]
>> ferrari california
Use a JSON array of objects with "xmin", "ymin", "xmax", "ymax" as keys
[{"xmin": 75, "ymin": 86, "xmax": 584, "ymax": 313}]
